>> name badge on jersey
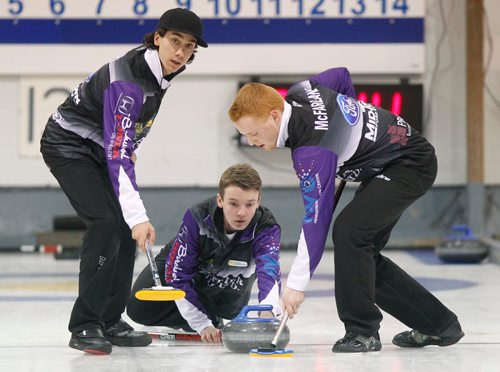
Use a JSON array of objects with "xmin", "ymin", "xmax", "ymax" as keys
[{"xmin": 228, "ymin": 260, "xmax": 248, "ymax": 268}]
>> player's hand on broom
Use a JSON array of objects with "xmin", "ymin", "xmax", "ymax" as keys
[
  {"xmin": 132, "ymin": 221, "xmax": 156, "ymax": 252},
  {"xmin": 200, "ymin": 326, "xmax": 222, "ymax": 344},
  {"xmin": 281, "ymin": 287, "xmax": 305, "ymax": 319}
]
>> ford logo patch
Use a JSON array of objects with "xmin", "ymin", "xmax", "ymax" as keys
[{"xmin": 336, "ymin": 95, "xmax": 360, "ymax": 126}]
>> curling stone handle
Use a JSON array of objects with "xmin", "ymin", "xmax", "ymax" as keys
[
  {"xmin": 450, "ymin": 224, "xmax": 476, "ymax": 239},
  {"xmin": 234, "ymin": 304, "xmax": 274, "ymax": 321},
  {"xmin": 270, "ymin": 311, "xmax": 289, "ymax": 347}
]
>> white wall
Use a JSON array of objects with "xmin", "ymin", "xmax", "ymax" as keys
[
  {"xmin": 423, "ymin": 0, "xmax": 467, "ymax": 184},
  {"xmin": 1, "ymin": 0, "xmax": 499, "ymax": 187},
  {"xmin": 484, "ymin": 0, "xmax": 500, "ymax": 184}
]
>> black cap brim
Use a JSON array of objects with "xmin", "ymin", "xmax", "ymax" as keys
[{"xmin": 168, "ymin": 26, "xmax": 207, "ymax": 48}]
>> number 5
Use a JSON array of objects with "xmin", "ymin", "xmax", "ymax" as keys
[{"xmin": 8, "ymin": 0, "xmax": 24, "ymax": 15}]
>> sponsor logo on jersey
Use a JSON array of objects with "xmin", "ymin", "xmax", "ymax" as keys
[
  {"xmin": 111, "ymin": 94, "xmax": 135, "ymax": 160},
  {"xmin": 295, "ymin": 158, "xmax": 324, "ymax": 224},
  {"xmin": 341, "ymin": 168, "xmax": 361, "ymax": 181},
  {"xmin": 166, "ymin": 225, "xmax": 189, "ymax": 282},
  {"xmin": 117, "ymin": 95, "xmax": 134, "ymax": 116},
  {"xmin": 97, "ymin": 256, "xmax": 106, "ymax": 269},
  {"xmin": 304, "ymin": 88, "xmax": 329, "ymax": 130},
  {"xmin": 70, "ymin": 85, "xmax": 81, "ymax": 105},
  {"xmin": 359, "ymin": 101, "xmax": 379, "ymax": 142},
  {"xmin": 300, "ymin": 176, "xmax": 320, "ymax": 223},
  {"xmin": 387, "ymin": 116, "xmax": 411, "ymax": 146},
  {"xmin": 205, "ymin": 272, "xmax": 245, "ymax": 290},
  {"xmin": 336, "ymin": 94, "xmax": 360, "ymax": 126},
  {"xmin": 375, "ymin": 174, "xmax": 391, "ymax": 181}
]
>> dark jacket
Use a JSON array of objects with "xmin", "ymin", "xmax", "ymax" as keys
[
  {"xmin": 40, "ymin": 46, "xmax": 185, "ymax": 229},
  {"xmin": 281, "ymin": 67, "xmax": 435, "ymax": 291},
  {"xmin": 163, "ymin": 196, "xmax": 282, "ymax": 332}
]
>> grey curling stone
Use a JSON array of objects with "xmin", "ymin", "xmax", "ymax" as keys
[
  {"xmin": 435, "ymin": 224, "xmax": 489, "ymax": 263},
  {"xmin": 222, "ymin": 304, "xmax": 290, "ymax": 353}
]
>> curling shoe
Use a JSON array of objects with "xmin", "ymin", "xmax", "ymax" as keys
[
  {"xmin": 392, "ymin": 327, "xmax": 464, "ymax": 348},
  {"xmin": 69, "ymin": 328, "xmax": 112, "ymax": 355},
  {"xmin": 332, "ymin": 331, "xmax": 382, "ymax": 353},
  {"xmin": 104, "ymin": 318, "xmax": 152, "ymax": 347},
  {"xmin": 393, "ymin": 319, "xmax": 464, "ymax": 348}
]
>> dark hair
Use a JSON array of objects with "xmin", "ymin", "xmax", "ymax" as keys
[
  {"xmin": 218, "ymin": 163, "xmax": 262, "ymax": 199},
  {"xmin": 143, "ymin": 29, "xmax": 197, "ymax": 64}
]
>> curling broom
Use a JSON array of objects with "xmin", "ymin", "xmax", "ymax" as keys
[
  {"xmin": 250, "ymin": 311, "xmax": 294, "ymax": 357},
  {"xmin": 135, "ymin": 240, "xmax": 186, "ymax": 301},
  {"xmin": 250, "ymin": 180, "xmax": 347, "ymax": 357}
]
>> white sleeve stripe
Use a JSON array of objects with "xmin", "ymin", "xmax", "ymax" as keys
[
  {"xmin": 118, "ymin": 166, "xmax": 148, "ymax": 228},
  {"xmin": 285, "ymin": 229, "xmax": 311, "ymax": 292},
  {"xmin": 259, "ymin": 281, "xmax": 282, "ymax": 316},
  {"xmin": 175, "ymin": 298, "xmax": 213, "ymax": 333}
]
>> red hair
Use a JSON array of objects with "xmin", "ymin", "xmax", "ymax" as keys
[{"xmin": 228, "ymin": 83, "xmax": 284, "ymax": 122}]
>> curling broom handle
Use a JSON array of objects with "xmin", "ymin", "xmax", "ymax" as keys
[
  {"xmin": 145, "ymin": 240, "xmax": 162, "ymax": 287},
  {"xmin": 271, "ymin": 312, "xmax": 289, "ymax": 348}
]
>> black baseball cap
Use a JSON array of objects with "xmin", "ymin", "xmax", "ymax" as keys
[{"xmin": 158, "ymin": 8, "xmax": 208, "ymax": 48}]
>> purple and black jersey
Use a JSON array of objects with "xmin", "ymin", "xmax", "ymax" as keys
[
  {"xmin": 281, "ymin": 67, "xmax": 435, "ymax": 291},
  {"xmin": 41, "ymin": 46, "xmax": 184, "ymax": 229},
  {"xmin": 163, "ymin": 197, "xmax": 282, "ymax": 333}
]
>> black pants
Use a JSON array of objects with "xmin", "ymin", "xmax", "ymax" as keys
[
  {"xmin": 42, "ymin": 154, "xmax": 137, "ymax": 333},
  {"xmin": 127, "ymin": 248, "xmax": 190, "ymax": 329},
  {"xmin": 333, "ymin": 155, "xmax": 459, "ymax": 337}
]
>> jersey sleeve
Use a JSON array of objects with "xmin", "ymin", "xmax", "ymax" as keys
[
  {"xmin": 286, "ymin": 146, "xmax": 338, "ymax": 292},
  {"xmin": 103, "ymin": 81, "xmax": 148, "ymax": 229},
  {"xmin": 309, "ymin": 67, "xmax": 356, "ymax": 99},
  {"xmin": 164, "ymin": 209, "xmax": 213, "ymax": 333},
  {"xmin": 251, "ymin": 224, "xmax": 282, "ymax": 316}
]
